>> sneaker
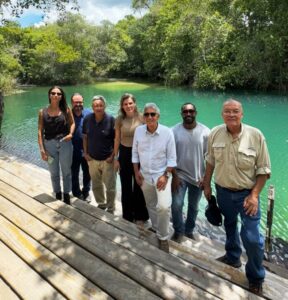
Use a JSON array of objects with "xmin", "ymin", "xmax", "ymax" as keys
[
  {"xmin": 216, "ymin": 254, "xmax": 242, "ymax": 268},
  {"xmin": 63, "ymin": 193, "xmax": 71, "ymax": 205},
  {"xmin": 83, "ymin": 197, "xmax": 91, "ymax": 204},
  {"xmin": 135, "ymin": 220, "xmax": 145, "ymax": 227},
  {"xmin": 82, "ymin": 191, "xmax": 89, "ymax": 199},
  {"xmin": 158, "ymin": 239, "xmax": 169, "ymax": 253},
  {"xmin": 97, "ymin": 205, "xmax": 107, "ymax": 210},
  {"xmin": 185, "ymin": 232, "xmax": 195, "ymax": 240},
  {"xmin": 82, "ymin": 193, "xmax": 91, "ymax": 203},
  {"xmin": 248, "ymin": 282, "xmax": 263, "ymax": 295},
  {"xmin": 171, "ymin": 232, "xmax": 184, "ymax": 243},
  {"xmin": 55, "ymin": 192, "xmax": 62, "ymax": 200}
]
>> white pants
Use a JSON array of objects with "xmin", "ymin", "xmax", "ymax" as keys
[{"xmin": 141, "ymin": 178, "xmax": 172, "ymax": 240}]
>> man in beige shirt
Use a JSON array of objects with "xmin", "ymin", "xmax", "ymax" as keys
[{"xmin": 203, "ymin": 99, "xmax": 271, "ymax": 296}]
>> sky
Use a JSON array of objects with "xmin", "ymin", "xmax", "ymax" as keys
[{"xmin": 4, "ymin": 0, "xmax": 144, "ymax": 27}]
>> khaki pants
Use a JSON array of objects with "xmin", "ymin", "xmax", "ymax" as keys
[
  {"xmin": 88, "ymin": 159, "xmax": 116, "ymax": 213},
  {"xmin": 141, "ymin": 177, "xmax": 172, "ymax": 240}
]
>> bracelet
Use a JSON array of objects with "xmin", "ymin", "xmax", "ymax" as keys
[{"xmin": 114, "ymin": 156, "xmax": 119, "ymax": 161}]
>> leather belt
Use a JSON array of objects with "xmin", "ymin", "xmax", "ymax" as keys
[{"xmin": 216, "ymin": 184, "xmax": 248, "ymax": 192}]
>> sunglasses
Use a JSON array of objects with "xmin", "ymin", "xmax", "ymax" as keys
[
  {"xmin": 144, "ymin": 112, "xmax": 157, "ymax": 117},
  {"xmin": 182, "ymin": 109, "xmax": 196, "ymax": 114},
  {"xmin": 50, "ymin": 92, "xmax": 62, "ymax": 96}
]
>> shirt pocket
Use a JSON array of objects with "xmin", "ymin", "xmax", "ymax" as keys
[
  {"xmin": 237, "ymin": 148, "xmax": 256, "ymax": 170},
  {"xmin": 212, "ymin": 142, "xmax": 225, "ymax": 162}
]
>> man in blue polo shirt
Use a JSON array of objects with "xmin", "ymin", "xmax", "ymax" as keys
[
  {"xmin": 71, "ymin": 93, "xmax": 92, "ymax": 202},
  {"xmin": 83, "ymin": 95, "xmax": 116, "ymax": 214}
]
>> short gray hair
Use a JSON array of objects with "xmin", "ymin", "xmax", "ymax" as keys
[
  {"xmin": 144, "ymin": 103, "xmax": 160, "ymax": 115},
  {"xmin": 92, "ymin": 95, "xmax": 106, "ymax": 105}
]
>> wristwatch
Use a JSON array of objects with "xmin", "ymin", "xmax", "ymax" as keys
[{"xmin": 164, "ymin": 171, "xmax": 171, "ymax": 178}]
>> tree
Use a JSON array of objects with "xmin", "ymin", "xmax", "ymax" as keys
[{"xmin": 0, "ymin": 0, "xmax": 78, "ymax": 19}]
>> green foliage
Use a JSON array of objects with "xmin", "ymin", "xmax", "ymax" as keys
[
  {"xmin": 0, "ymin": 21, "xmax": 23, "ymax": 93},
  {"xmin": 0, "ymin": 0, "xmax": 78, "ymax": 19},
  {"xmin": 1, "ymin": 0, "xmax": 288, "ymax": 90}
]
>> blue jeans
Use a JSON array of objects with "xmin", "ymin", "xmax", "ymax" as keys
[
  {"xmin": 172, "ymin": 179, "xmax": 202, "ymax": 235},
  {"xmin": 216, "ymin": 185, "xmax": 265, "ymax": 284},
  {"xmin": 71, "ymin": 153, "xmax": 91, "ymax": 197},
  {"xmin": 44, "ymin": 139, "xmax": 73, "ymax": 194}
]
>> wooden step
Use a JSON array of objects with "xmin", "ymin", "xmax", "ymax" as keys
[
  {"xmin": 0, "ymin": 187, "xmax": 216, "ymax": 300},
  {"xmin": 0, "ymin": 215, "xmax": 111, "ymax": 300},
  {"xmin": 0, "ymin": 241, "xmax": 65, "ymax": 300}
]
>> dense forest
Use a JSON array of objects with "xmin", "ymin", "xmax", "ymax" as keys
[{"xmin": 1, "ymin": 0, "xmax": 288, "ymax": 93}]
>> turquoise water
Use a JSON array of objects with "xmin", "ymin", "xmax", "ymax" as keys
[{"xmin": 1, "ymin": 82, "xmax": 288, "ymax": 240}]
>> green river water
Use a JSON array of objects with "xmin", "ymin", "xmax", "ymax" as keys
[{"xmin": 1, "ymin": 81, "xmax": 287, "ymax": 241}]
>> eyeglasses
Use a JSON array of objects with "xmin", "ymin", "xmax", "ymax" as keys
[
  {"xmin": 182, "ymin": 109, "xmax": 196, "ymax": 114},
  {"xmin": 144, "ymin": 112, "xmax": 157, "ymax": 117},
  {"xmin": 223, "ymin": 110, "xmax": 241, "ymax": 115},
  {"xmin": 50, "ymin": 92, "xmax": 62, "ymax": 96}
]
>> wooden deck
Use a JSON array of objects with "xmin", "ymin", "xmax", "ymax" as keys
[{"xmin": 0, "ymin": 150, "xmax": 287, "ymax": 300}]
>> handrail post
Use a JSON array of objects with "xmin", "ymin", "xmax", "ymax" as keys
[{"xmin": 265, "ymin": 185, "xmax": 275, "ymax": 255}]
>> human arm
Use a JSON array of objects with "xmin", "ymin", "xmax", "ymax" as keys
[
  {"xmin": 244, "ymin": 175, "xmax": 268, "ymax": 216},
  {"xmin": 62, "ymin": 108, "xmax": 75, "ymax": 142},
  {"xmin": 38, "ymin": 109, "xmax": 48, "ymax": 161},
  {"xmin": 203, "ymin": 162, "xmax": 215, "ymax": 201},
  {"xmin": 157, "ymin": 130, "xmax": 176, "ymax": 191},
  {"xmin": 113, "ymin": 122, "xmax": 121, "ymax": 171},
  {"xmin": 83, "ymin": 134, "xmax": 92, "ymax": 161},
  {"xmin": 133, "ymin": 163, "xmax": 144, "ymax": 186},
  {"xmin": 171, "ymin": 169, "xmax": 182, "ymax": 193},
  {"xmin": 156, "ymin": 167, "xmax": 173, "ymax": 191}
]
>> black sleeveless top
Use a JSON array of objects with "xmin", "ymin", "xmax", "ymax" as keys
[{"xmin": 42, "ymin": 108, "xmax": 69, "ymax": 140}]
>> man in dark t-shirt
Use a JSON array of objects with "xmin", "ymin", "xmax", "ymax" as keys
[{"xmin": 83, "ymin": 95, "xmax": 116, "ymax": 213}]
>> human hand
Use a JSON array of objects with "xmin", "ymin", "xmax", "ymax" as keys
[
  {"xmin": 105, "ymin": 155, "xmax": 114, "ymax": 164},
  {"xmin": 243, "ymin": 194, "xmax": 258, "ymax": 216},
  {"xmin": 135, "ymin": 170, "xmax": 144, "ymax": 186},
  {"xmin": 61, "ymin": 133, "xmax": 72, "ymax": 142},
  {"xmin": 84, "ymin": 153, "xmax": 92, "ymax": 161},
  {"xmin": 156, "ymin": 175, "xmax": 168, "ymax": 191},
  {"xmin": 114, "ymin": 160, "xmax": 120, "ymax": 172},
  {"xmin": 40, "ymin": 150, "xmax": 48, "ymax": 161},
  {"xmin": 171, "ymin": 176, "xmax": 181, "ymax": 193},
  {"xmin": 203, "ymin": 184, "xmax": 212, "ymax": 201}
]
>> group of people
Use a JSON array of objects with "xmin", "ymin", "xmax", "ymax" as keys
[{"xmin": 38, "ymin": 86, "xmax": 271, "ymax": 296}]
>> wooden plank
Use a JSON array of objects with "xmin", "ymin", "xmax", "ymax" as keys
[
  {"xmin": 1, "ymin": 154, "xmax": 287, "ymax": 299},
  {"xmin": 65, "ymin": 196, "xmax": 288, "ymax": 300},
  {"xmin": 0, "ymin": 241, "xmax": 65, "ymax": 300},
  {"xmin": 0, "ymin": 155, "xmax": 52, "ymax": 190},
  {"xmin": 0, "ymin": 188, "xmax": 216, "ymax": 300},
  {"xmin": 0, "ymin": 277, "xmax": 20, "ymax": 300},
  {"xmin": 0, "ymin": 167, "xmax": 51, "ymax": 197},
  {"xmin": 0, "ymin": 215, "xmax": 112, "ymax": 300},
  {"xmin": 0, "ymin": 196, "xmax": 159, "ymax": 300},
  {"xmin": 35, "ymin": 194, "xmax": 264, "ymax": 300},
  {"xmin": 0, "ymin": 168, "xmax": 284, "ymax": 300}
]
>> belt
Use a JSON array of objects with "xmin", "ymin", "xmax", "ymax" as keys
[{"xmin": 216, "ymin": 184, "xmax": 249, "ymax": 193}]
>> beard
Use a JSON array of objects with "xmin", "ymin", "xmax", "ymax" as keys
[
  {"xmin": 183, "ymin": 115, "xmax": 195, "ymax": 124},
  {"xmin": 73, "ymin": 105, "xmax": 83, "ymax": 113}
]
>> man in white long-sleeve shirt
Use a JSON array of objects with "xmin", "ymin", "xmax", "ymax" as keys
[{"xmin": 132, "ymin": 103, "xmax": 177, "ymax": 253}]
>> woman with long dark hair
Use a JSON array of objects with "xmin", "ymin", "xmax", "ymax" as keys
[
  {"xmin": 38, "ymin": 86, "xmax": 75, "ymax": 204},
  {"xmin": 114, "ymin": 93, "xmax": 149, "ymax": 224}
]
